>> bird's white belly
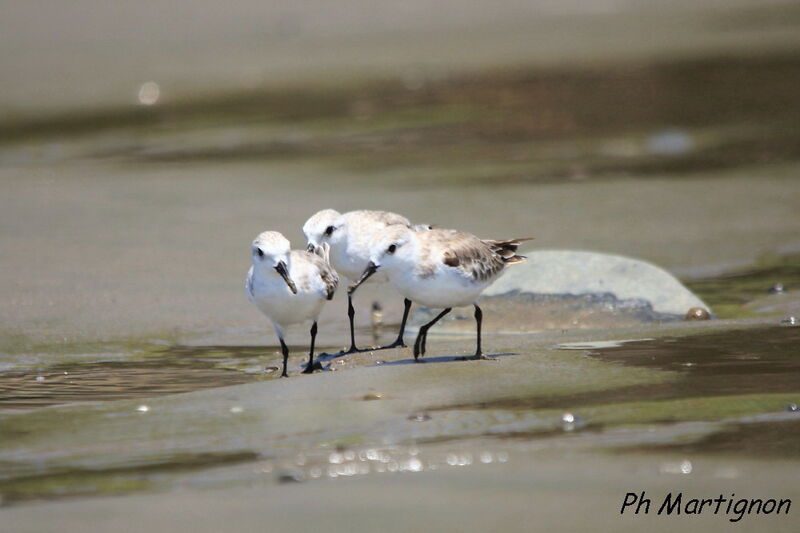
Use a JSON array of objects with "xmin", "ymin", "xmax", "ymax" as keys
[
  {"xmin": 390, "ymin": 270, "xmax": 490, "ymax": 308},
  {"xmin": 251, "ymin": 283, "xmax": 324, "ymax": 329}
]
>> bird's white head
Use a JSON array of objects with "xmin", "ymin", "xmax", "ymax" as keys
[
  {"xmin": 348, "ymin": 225, "xmax": 414, "ymax": 294},
  {"xmin": 303, "ymin": 209, "xmax": 343, "ymax": 253},
  {"xmin": 251, "ymin": 231, "xmax": 296, "ymax": 294}
]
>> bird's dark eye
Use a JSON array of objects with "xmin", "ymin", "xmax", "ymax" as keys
[
  {"xmin": 257, "ymin": 248, "xmax": 264, "ymax": 258},
  {"xmin": 387, "ymin": 244, "xmax": 397, "ymax": 254},
  {"xmin": 324, "ymin": 225, "xmax": 335, "ymax": 236}
]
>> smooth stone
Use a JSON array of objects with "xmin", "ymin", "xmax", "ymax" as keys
[{"xmin": 483, "ymin": 250, "xmax": 710, "ymax": 317}]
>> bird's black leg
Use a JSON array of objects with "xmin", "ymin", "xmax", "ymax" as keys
[
  {"xmin": 382, "ymin": 298, "xmax": 412, "ymax": 349},
  {"xmin": 475, "ymin": 304, "xmax": 482, "ymax": 357},
  {"xmin": 302, "ymin": 322, "xmax": 318, "ymax": 374},
  {"xmin": 279, "ymin": 337, "xmax": 290, "ymax": 377},
  {"xmin": 464, "ymin": 304, "xmax": 495, "ymax": 361},
  {"xmin": 345, "ymin": 294, "xmax": 360, "ymax": 354},
  {"xmin": 413, "ymin": 308, "xmax": 451, "ymax": 360}
]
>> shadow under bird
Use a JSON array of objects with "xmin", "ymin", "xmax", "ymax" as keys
[
  {"xmin": 349, "ymin": 226, "xmax": 531, "ymax": 360},
  {"xmin": 303, "ymin": 209, "xmax": 430, "ymax": 354},
  {"xmin": 245, "ymin": 231, "xmax": 338, "ymax": 377}
]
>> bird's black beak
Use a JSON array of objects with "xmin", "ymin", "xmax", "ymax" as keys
[
  {"xmin": 348, "ymin": 262, "xmax": 378, "ymax": 294},
  {"xmin": 274, "ymin": 261, "xmax": 297, "ymax": 294},
  {"xmin": 306, "ymin": 243, "xmax": 316, "ymax": 253}
]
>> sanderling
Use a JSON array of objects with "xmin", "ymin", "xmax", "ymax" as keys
[
  {"xmin": 304, "ymin": 209, "xmax": 426, "ymax": 353},
  {"xmin": 245, "ymin": 231, "xmax": 338, "ymax": 377},
  {"xmin": 349, "ymin": 226, "xmax": 530, "ymax": 360}
]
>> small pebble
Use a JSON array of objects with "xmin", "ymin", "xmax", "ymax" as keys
[
  {"xmin": 685, "ymin": 307, "xmax": 711, "ymax": 321},
  {"xmin": 768, "ymin": 283, "xmax": 785, "ymax": 294},
  {"xmin": 277, "ymin": 470, "xmax": 304, "ymax": 484},
  {"xmin": 362, "ymin": 392, "xmax": 385, "ymax": 401}
]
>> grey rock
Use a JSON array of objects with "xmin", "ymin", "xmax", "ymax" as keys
[{"xmin": 484, "ymin": 249, "xmax": 710, "ymax": 317}]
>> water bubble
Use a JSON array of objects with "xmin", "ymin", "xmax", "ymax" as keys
[
  {"xmin": 336, "ymin": 463, "xmax": 358, "ymax": 477},
  {"xmin": 328, "ymin": 452, "xmax": 344, "ymax": 464},
  {"xmin": 446, "ymin": 454, "xmax": 458, "ymax": 466},
  {"xmin": 660, "ymin": 459, "xmax": 692, "ymax": 475},
  {"xmin": 137, "ymin": 81, "xmax": 160, "ymax": 106},
  {"xmin": 786, "ymin": 403, "xmax": 799, "ymax": 412},
  {"xmin": 309, "ymin": 466, "xmax": 322, "ymax": 479},
  {"xmin": 497, "ymin": 452, "xmax": 509, "ymax": 463},
  {"xmin": 229, "ymin": 406, "xmax": 244, "ymax": 414},
  {"xmin": 408, "ymin": 412, "xmax": 431, "ymax": 422},
  {"xmin": 782, "ymin": 316, "xmax": 798, "ymax": 326},
  {"xmin": 405, "ymin": 458, "xmax": 423, "ymax": 472},
  {"xmin": 136, "ymin": 405, "xmax": 149, "ymax": 413},
  {"xmin": 480, "ymin": 452, "xmax": 493, "ymax": 464},
  {"xmin": 344, "ymin": 450, "xmax": 356, "ymax": 461},
  {"xmin": 35, "ymin": 376, "xmax": 45, "ymax": 383},
  {"xmin": 366, "ymin": 449, "xmax": 380, "ymax": 461},
  {"xmin": 561, "ymin": 412, "xmax": 586, "ymax": 431},
  {"xmin": 295, "ymin": 453, "xmax": 307, "ymax": 466}
]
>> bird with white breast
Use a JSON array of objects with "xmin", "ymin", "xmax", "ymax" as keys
[
  {"xmin": 245, "ymin": 231, "xmax": 338, "ymax": 377},
  {"xmin": 348, "ymin": 225, "xmax": 530, "ymax": 360},
  {"xmin": 303, "ymin": 209, "xmax": 427, "ymax": 353}
]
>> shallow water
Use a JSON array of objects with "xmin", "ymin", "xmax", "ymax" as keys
[
  {"xmin": 685, "ymin": 253, "xmax": 800, "ymax": 318},
  {"xmin": 0, "ymin": 360, "xmax": 257, "ymax": 410}
]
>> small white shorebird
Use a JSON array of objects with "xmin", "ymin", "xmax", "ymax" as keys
[
  {"xmin": 245, "ymin": 231, "xmax": 338, "ymax": 377},
  {"xmin": 304, "ymin": 209, "xmax": 427, "ymax": 353},
  {"xmin": 348, "ymin": 225, "xmax": 530, "ymax": 360}
]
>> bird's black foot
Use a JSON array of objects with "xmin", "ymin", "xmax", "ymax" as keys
[
  {"xmin": 380, "ymin": 338, "xmax": 407, "ymax": 350},
  {"xmin": 412, "ymin": 334, "xmax": 426, "ymax": 360},
  {"xmin": 302, "ymin": 360, "xmax": 324, "ymax": 374}
]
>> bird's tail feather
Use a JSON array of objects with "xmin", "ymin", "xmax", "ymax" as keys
[{"xmin": 484, "ymin": 237, "xmax": 533, "ymax": 264}]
